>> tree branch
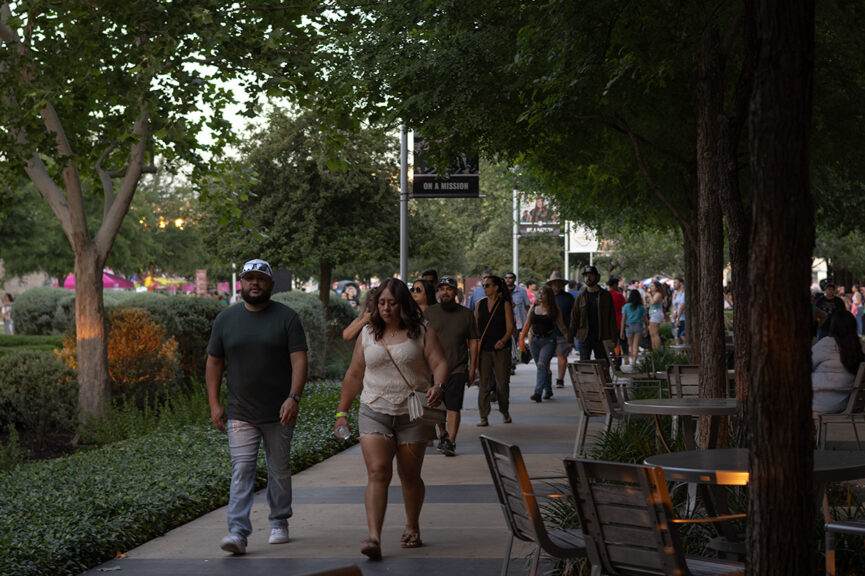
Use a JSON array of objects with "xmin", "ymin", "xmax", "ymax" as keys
[{"xmin": 619, "ymin": 118, "xmax": 696, "ymax": 247}]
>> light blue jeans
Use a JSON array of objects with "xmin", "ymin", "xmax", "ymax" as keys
[
  {"xmin": 530, "ymin": 335, "xmax": 556, "ymax": 397},
  {"xmin": 226, "ymin": 419, "xmax": 295, "ymax": 539}
]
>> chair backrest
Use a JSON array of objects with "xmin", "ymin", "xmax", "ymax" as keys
[
  {"xmin": 564, "ymin": 457, "xmax": 690, "ymax": 576},
  {"xmin": 666, "ymin": 364, "xmax": 701, "ymax": 398},
  {"xmin": 569, "ymin": 362, "xmax": 618, "ymax": 416},
  {"xmin": 840, "ymin": 362, "xmax": 865, "ymax": 415},
  {"xmin": 479, "ymin": 435, "xmax": 549, "ymax": 546}
]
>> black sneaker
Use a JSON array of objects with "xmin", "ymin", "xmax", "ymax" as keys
[
  {"xmin": 530, "ymin": 393, "xmax": 542, "ymax": 402},
  {"xmin": 555, "ymin": 379, "xmax": 564, "ymax": 388},
  {"xmin": 441, "ymin": 439, "xmax": 456, "ymax": 457},
  {"xmin": 543, "ymin": 391, "xmax": 554, "ymax": 400},
  {"xmin": 436, "ymin": 433, "xmax": 449, "ymax": 453}
]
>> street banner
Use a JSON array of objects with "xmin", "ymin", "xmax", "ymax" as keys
[
  {"xmin": 412, "ymin": 135, "xmax": 479, "ymax": 198},
  {"xmin": 519, "ymin": 196, "xmax": 560, "ymax": 236},
  {"xmin": 195, "ymin": 269, "xmax": 207, "ymax": 297}
]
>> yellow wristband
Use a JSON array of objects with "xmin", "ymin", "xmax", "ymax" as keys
[{"xmin": 335, "ymin": 412, "xmax": 348, "ymax": 419}]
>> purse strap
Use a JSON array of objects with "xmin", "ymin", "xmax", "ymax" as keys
[
  {"xmin": 479, "ymin": 297, "xmax": 502, "ymax": 343},
  {"xmin": 380, "ymin": 338, "xmax": 416, "ymax": 392}
]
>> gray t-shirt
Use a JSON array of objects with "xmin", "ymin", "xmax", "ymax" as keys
[
  {"xmin": 510, "ymin": 285, "xmax": 531, "ymax": 330},
  {"xmin": 207, "ymin": 301, "xmax": 308, "ymax": 424},
  {"xmin": 424, "ymin": 304, "xmax": 479, "ymax": 375}
]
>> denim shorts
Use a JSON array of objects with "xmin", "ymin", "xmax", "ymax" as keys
[
  {"xmin": 358, "ymin": 403, "xmax": 436, "ymax": 444},
  {"xmin": 649, "ymin": 309, "xmax": 664, "ymax": 323},
  {"xmin": 625, "ymin": 322, "xmax": 645, "ymax": 338}
]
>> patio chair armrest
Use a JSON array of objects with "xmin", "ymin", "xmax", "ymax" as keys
[{"xmin": 672, "ymin": 513, "xmax": 747, "ymax": 524}]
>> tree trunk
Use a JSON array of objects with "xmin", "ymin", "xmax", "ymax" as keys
[
  {"xmin": 75, "ymin": 247, "xmax": 110, "ymax": 422},
  {"xmin": 683, "ymin": 226, "xmax": 700, "ymax": 366},
  {"xmin": 695, "ymin": 28, "xmax": 729, "ymax": 451},
  {"xmin": 746, "ymin": 0, "xmax": 816, "ymax": 573},
  {"xmin": 319, "ymin": 261, "xmax": 332, "ymax": 311}
]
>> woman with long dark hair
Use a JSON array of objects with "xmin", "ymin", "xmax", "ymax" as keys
[
  {"xmin": 474, "ymin": 275, "xmax": 515, "ymax": 426},
  {"xmin": 410, "ymin": 278, "xmax": 436, "ymax": 312},
  {"xmin": 519, "ymin": 283, "xmax": 567, "ymax": 402},
  {"xmin": 335, "ymin": 278, "xmax": 449, "ymax": 559},
  {"xmin": 812, "ymin": 310, "xmax": 865, "ymax": 414}
]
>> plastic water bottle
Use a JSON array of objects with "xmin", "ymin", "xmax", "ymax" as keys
[{"xmin": 337, "ymin": 425, "xmax": 351, "ymax": 441}]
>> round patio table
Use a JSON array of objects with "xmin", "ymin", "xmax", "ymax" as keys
[{"xmin": 623, "ymin": 397, "xmax": 737, "ymax": 450}]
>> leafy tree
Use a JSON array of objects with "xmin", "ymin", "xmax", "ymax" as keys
[
  {"xmin": 206, "ymin": 109, "xmax": 399, "ymax": 309},
  {"xmin": 0, "ymin": 0, "xmax": 319, "ymax": 420}
]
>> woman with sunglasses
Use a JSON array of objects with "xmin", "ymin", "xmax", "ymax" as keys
[
  {"xmin": 410, "ymin": 279, "xmax": 436, "ymax": 312},
  {"xmin": 474, "ymin": 275, "xmax": 515, "ymax": 426}
]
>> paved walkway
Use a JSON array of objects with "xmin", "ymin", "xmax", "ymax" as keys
[{"xmin": 82, "ymin": 359, "xmax": 592, "ymax": 576}]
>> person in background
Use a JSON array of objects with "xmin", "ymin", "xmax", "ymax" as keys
[
  {"xmin": 474, "ymin": 275, "xmax": 514, "ymax": 426},
  {"xmin": 466, "ymin": 269, "xmax": 493, "ymax": 311},
  {"xmin": 411, "ymin": 279, "xmax": 436, "ymax": 314},
  {"xmin": 607, "ymin": 277, "xmax": 627, "ymax": 365},
  {"xmin": 569, "ymin": 266, "xmax": 617, "ymax": 363},
  {"xmin": 504, "ymin": 271, "xmax": 531, "ymax": 374},
  {"xmin": 620, "ymin": 289, "xmax": 648, "ymax": 367},
  {"xmin": 334, "ymin": 278, "xmax": 448, "ymax": 559},
  {"xmin": 548, "ymin": 271, "xmax": 574, "ymax": 389},
  {"xmin": 812, "ymin": 310, "xmax": 865, "ymax": 414},
  {"xmin": 423, "ymin": 276, "xmax": 479, "ymax": 456},
  {"xmin": 343, "ymin": 287, "xmax": 381, "ymax": 341},
  {"xmin": 206, "ymin": 259, "xmax": 308, "ymax": 556},
  {"xmin": 1, "ymin": 293, "xmax": 13, "ymax": 335},
  {"xmin": 647, "ymin": 281, "xmax": 666, "ymax": 350},
  {"xmin": 568, "ymin": 279, "xmax": 582, "ymax": 299},
  {"xmin": 672, "ymin": 277, "xmax": 687, "ymax": 345},
  {"xmin": 525, "ymin": 279, "xmax": 537, "ymax": 305},
  {"xmin": 520, "ymin": 284, "xmax": 567, "ymax": 402},
  {"xmin": 421, "ymin": 269, "xmax": 439, "ymax": 301},
  {"xmin": 815, "ymin": 281, "xmax": 848, "ymax": 340}
]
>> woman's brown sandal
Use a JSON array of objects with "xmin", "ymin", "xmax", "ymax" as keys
[
  {"xmin": 503, "ymin": 413, "xmax": 512, "ymax": 424},
  {"xmin": 476, "ymin": 418, "xmax": 489, "ymax": 427},
  {"xmin": 361, "ymin": 538, "xmax": 382, "ymax": 560},
  {"xmin": 400, "ymin": 531, "xmax": 423, "ymax": 549}
]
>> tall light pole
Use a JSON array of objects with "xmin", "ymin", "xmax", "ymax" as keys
[
  {"xmin": 400, "ymin": 125, "xmax": 408, "ymax": 281},
  {"xmin": 512, "ymin": 186, "xmax": 520, "ymax": 278}
]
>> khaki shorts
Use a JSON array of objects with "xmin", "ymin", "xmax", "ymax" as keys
[{"xmin": 358, "ymin": 403, "xmax": 436, "ymax": 444}]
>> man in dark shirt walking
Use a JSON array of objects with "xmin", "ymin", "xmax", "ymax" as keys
[{"xmin": 569, "ymin": 266, "xmax": 617, "ymax": 363}]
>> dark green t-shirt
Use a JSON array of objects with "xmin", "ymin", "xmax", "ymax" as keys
[
  {"xmin": 424, "ymin": 303, "xmax": 479, "ymax": 375},
  {"xmin": 207, "ymin": 301, "xmax": 308, "ymax": 424}
]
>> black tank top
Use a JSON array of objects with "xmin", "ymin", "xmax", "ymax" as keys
[
  {"xmin": 478, "ymin": 297, "xmax": 507, "ymax": 351},
  {"xmin": 530, "ymin": 308, "xmax": 555, "ymax": 337}
]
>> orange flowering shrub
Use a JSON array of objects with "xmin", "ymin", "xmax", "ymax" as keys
[{"xmin": 59, "ymin": 307, "xmax": 181, "ymax": 407}]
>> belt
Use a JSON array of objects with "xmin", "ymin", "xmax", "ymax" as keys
[{"xmin": 532, "ymin": 331, "xmax": 554, "ymax": 338}]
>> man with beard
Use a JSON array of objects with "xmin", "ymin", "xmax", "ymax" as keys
[
  {"xmin": 423, "ymin": 276, "xmax": 479, "ymax": 456},
  {"xmin": 568, "ymin": 265, "xmax": 617, "ymax": 363},
  {"xmin": 206, "ymin": 259, "xmax": 309, "ymax": 555}
]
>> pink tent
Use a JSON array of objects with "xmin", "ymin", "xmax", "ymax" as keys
[{"xmin": 62, "ymin": 271, "xmax": 135, "ymax": 290}]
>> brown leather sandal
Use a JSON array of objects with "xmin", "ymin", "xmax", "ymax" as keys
[{"xmin": 476, "ymin": 418, "xmax": 489, "ymax": 427}]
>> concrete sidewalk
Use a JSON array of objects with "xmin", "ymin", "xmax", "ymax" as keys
[{"xmin": 82, "ymin": 360, "xmax": 593, "ymax": 576}]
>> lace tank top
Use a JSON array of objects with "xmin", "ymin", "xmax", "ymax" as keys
[{"xmin": 360, "ymin": 325, "xmax": 431, "ymax": 415}]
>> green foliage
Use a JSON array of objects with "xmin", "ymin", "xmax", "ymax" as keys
[
  {"xmin": 592, "ymin": 228, "xmax": 685, "ymax": 281},
  {"xmin": 271, "ymin": 291, "xmax": 327, "ymax": 378},
  {"xmin": 0, "ymin": 381, "xmax": 357, "ymax": 576},
  {"xmin": 0, "ymin": 426, "xmax": 27, "ymax": 472},
  {"xmin": 107, "ymin": 293, "xmax": 223, "ymax": 382},
  {"xmin": 0, "ymin": 351, "xmax": 77, "ymax": 444},
  {"xmin": 0, "ymin": 334, "xmax": 63, "ymax": 355},
  {"xmin": 9, "ymin": 286, "xmax": 73, "ymax": 335},
  {"xmin": 634, "ymin": 347, "xmax": 691, "ymax": 376},
  {"xmin": 327, "ymin": 290, "xmax": 357, "ymax": 330}
]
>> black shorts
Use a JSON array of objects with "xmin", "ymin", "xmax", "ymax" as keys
[{"xmin": 442, "ymin": 372, "xmax": 468, "ymax": 411}]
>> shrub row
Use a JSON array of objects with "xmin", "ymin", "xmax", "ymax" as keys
[
  {"xmin": 0, "ymin": 350, "xmax": 77, "ymax": 438},
  {"xmin": 0, "ymin": 380, "xmax": 358, "ymax": 576}
]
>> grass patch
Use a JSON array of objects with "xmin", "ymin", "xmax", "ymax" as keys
[
  {"xmin": 0, "ymin": 334, "xmax": 63, "ymax": 355},
  {"xmin": 0, "ymin": 379, "xmax": 358, "ymax": 576}
]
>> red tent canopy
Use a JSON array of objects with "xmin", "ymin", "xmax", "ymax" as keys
[{"xmin": 62, "ymin": 271, "xmax": 134, "ymax": 290}]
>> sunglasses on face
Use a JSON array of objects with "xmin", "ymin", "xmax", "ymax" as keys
[
  {"xmin": 412, "ymin": 287, "xmax": 424, "ymax": 293},
  {"xmin": 483, "ymin": 283, "xmax": 494, "ymax": 288},
  {"xmin": 504, "ymin": 275, "xmax": 516, "ymax": 280}
]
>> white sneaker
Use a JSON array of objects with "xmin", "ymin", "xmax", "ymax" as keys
[
  {"xmin": 269, "ymin": 526, "xmax": 290, "ymax": 544},
  {"xmin": 220, "ymin": 534, "xmax": 247, "ymax": 555}
]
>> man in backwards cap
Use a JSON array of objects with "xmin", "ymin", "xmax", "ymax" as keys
[
  {"xmin": 207, "ymin": 259, "xmax": 309, "ymax": 555},
  {"xmin": 568, "ymin": 265, "xmax": 617, "ymax": 364}
]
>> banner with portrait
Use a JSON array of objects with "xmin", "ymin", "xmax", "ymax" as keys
[{"xmin": 519, "ymin": 196, "xmax": 560, "ymax": 236}]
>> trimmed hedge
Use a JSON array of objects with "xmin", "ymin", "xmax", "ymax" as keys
[
  {"xmin": 272, "ymin": 291, "xmax": 327, "ymax": 379},
  {"xmin": 0, "ymin": 334, "xmax": 64, "ymax": 356},
  {"xmin": 10, "ymin": 286, "xmax": 71, "ymax": 335},
  {"xmin": 0, "ymin": 350, "xmax": 77, "ymax": 439},
  {"xmin": 106, "ymin": 293, "xmax": 223, "ymax": 382},
  {"xmin": 0, "ymin": 380, "xmax": 358, "ymax": 576}
]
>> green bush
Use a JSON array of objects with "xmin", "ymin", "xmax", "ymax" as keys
[
  {"xmin": 10, "ymin": 286, "xmax": 71, "ymax": 335},
  {"xmin": 107, "ymin": 293, "xmax": 223, "ymax": 382},
  {"xmin": 272, "ymin": 291, "xmax": 327, "ymax": 378},
  {"xmin": 327, "ymin": 290, "xmax": 358, "ymax": 329},
  {"xmin": 0, "ymin": 350, "xmax": 77, "ymax": 443},
  {"xmin": 0, "ymin": 381, "xmax": 357, "ymax": 576},
  {"xmin": 0, "ymin": 334, "xmax": 64, "ymax": 356}
]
